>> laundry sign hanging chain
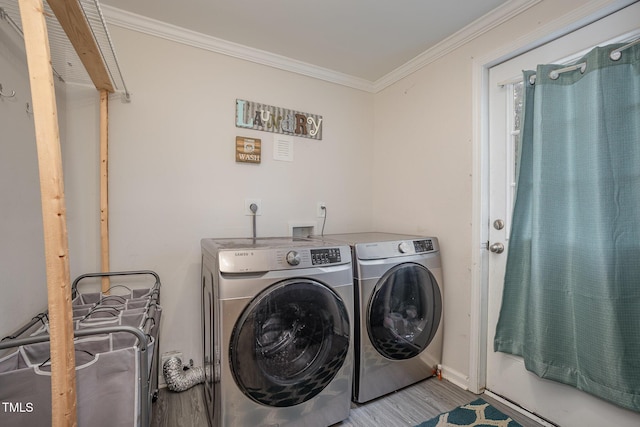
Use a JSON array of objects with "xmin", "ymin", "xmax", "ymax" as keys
[{"xmin": 236, "ymin": 99, "xmax": 323, "ymax": 140}]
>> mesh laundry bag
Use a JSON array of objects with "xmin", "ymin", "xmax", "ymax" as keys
[
  {"xmin": 0, "ymin": 335, "xmax": 142, "ymax": 427},
  {"xmin": 73, "ymin": 286, "xmax": 158, "ymax": 307},
  {"xmin": 1, "ymin": 271, "xmax": 161, "ymax": 426}
]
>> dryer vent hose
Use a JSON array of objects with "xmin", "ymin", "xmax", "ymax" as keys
[{"xmin": 163, "ymin": 357, "xmax": 205, "ymax": 392}]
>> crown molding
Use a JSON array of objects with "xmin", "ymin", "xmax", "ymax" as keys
[
  {"xmin": 100, "ymin": 5, "xmax": 374, "ymax": 92},
  {"xmin": 373, "ymin": 0, "xmax": 541, "ymax": 92},
  {"xmin": 101, "ymin": 0, "xmax": 541, "ymax": 94},
  {"xmin": 472, "ymin": 0, "xmax": 638, "ymax": 71}
]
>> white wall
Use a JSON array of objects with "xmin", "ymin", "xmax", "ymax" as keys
[
  {"xmin": 0, "ymin": 19, "xmax": 68, "ymax": 339},
  {"xmin": 63, "ymin": 27, "xmax": 375, "ymax": 364},
  {"xmin": 62, "ymin": 85, "xmax": 101, "ymax": 272}
]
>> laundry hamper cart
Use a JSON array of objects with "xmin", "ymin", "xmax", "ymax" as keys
[{"xmin": 0, "ymin": 270, "xmax": 162, "ymax": 427}]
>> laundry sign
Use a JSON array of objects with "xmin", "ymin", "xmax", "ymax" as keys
[
  {"xmin": 236, "ymin": 136, "xmax": 261, "ymax": 164},
  {"xmin": 236, "ymin": 99, "xmax": 323, "ymax": 140}
]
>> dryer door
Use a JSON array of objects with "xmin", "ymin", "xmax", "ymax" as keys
[
  {"xmin": 367, "ymin": 262, "xmax": 442, "ymax": 360},
  {"xmin": 230, "ymin": 278, "xmax": 350, "ymax": 407}
]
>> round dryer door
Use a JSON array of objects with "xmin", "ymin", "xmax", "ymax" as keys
[
  {"xmin": 230, "ymin": 278, "xmax": 350, "ymax": 407},
  {"xmin": 367, "ymin": 262, "xmax": 442, "ymax": 360}
]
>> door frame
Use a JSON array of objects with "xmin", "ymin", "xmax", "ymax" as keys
[{"xmin": 468, "ymin": 0, "xmax": 637, "ymax": 394}]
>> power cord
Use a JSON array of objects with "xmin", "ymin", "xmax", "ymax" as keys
[
  {"xmin": 250, "ymin": 203, "xmax": 258, "ymax": 239},
  {"xmin": 320, "ymin": 205, "xmax": 327, "ymax": 236}
]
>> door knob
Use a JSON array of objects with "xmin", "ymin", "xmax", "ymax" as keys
[{"xmin": 489, "ymin": 242, "xmax": 504, "ymax": 254}]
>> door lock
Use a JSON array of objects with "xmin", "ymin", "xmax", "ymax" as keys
[
  {"xmin": 489, "ymin": 242, "xmax": 505, "ymax": 254},
  {"xmin": 493, "ymin": 219, "xmax": 505, "ymax": 230}
]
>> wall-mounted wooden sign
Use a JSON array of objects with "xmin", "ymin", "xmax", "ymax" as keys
[
  {"xmin": 236, "ymin": 99, "xmax": 323, "ymax": 140},
  {"xmin": 236, "ymin": 136, "xmax": 261, "ymax": 163}
]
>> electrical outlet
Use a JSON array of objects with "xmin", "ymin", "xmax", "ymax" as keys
[
  {"xmin": 317, "ymin": 202, "xmax": 326, "ymax": 218},
  {"xmin": 245, "ymin": 198, "xmax": 262, "ymax": 216}
]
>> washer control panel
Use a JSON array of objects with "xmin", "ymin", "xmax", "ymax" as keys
[
  {"xmin": 286, "ymin": 250, "xmax": 301, "ymax": 266},
  {"xmin": 398, "ymin": 241, "xmax": 411, "ymax": 253},
  {"xmin": 310, "ymin": 248, "xmax": 342, "ymax": 265},
  {"xmin": 214, "ymin": 245, "xmax": 350, "ymax": 272}
]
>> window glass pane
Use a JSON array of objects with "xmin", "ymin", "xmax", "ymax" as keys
[
  {"xmin": 513, "ymin": 81, "xmax": 523, "ymax": 132},
  {"xmin": 505, "ymin": 81, "xmax": 524, "ymax": 237}
]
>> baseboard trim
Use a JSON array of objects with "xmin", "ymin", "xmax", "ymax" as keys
[
  {"xmin": 441, "ymin": 365, "xmax": 470, "ymax": 391},
  {"xmin": 484, "ymin": 389, "xmax": 558, "ymax": 427}
]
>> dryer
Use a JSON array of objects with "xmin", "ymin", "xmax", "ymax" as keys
[
  {"xmin": 201, "ymin": 237, "xmax": 354, "ymax": 427},
  {"xmin": 319, "ymin": 232, "xmax": 443, "ymax": 403}
]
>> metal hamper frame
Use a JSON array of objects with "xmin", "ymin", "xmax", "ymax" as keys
[{"xmin": 0, "ymin": 270, "xmax": 161, "ymax": 427}]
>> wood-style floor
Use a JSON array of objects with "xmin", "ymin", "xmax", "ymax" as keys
[{"xmin": 151, "ymin": 378, "xmax": 546, "ymax": 427}]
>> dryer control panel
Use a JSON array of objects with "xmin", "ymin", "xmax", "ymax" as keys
[
  {"xmin": 355, "ymin": 237, "xmax": 439, "ymax": 260},
  {"xmin": 413, "ymin": 239, "xmax": 434, "ymax": 253}
]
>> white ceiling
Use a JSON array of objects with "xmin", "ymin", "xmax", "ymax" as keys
[{"xmin": 100, "ymin": 0, "xmax": 509, "ymax": 83}]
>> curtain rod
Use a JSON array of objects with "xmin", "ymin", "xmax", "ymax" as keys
[
  {"xmin": 527, "ymin": 36, "xmax": 640, "ymax": 85},
  {"xmin": 529, "ymin": 62, "xmax": 586, "ymax": 84},
  {"xmin": 610, "ymin": 37, "xmax": 640, "ymax": 60}
]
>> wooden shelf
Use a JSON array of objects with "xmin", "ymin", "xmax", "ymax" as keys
[{"xmin": 1, "ymin": 0, "xmax": 129, "ymax": 97}]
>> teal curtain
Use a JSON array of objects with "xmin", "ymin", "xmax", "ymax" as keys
[{"xmin": 494, "ymin": 41, "xmax": 640, "ymax": 411}]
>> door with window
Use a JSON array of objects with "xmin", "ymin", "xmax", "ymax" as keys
[{"xmin": 487, "ymin": 4, "xmax": 640, "ymax": 426}]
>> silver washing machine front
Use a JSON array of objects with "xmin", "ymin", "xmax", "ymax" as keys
[
  {"xmin": 201, "ymin": 237, "xmax": 354, "ymax": 427},
  {"xmin": 317, "ymin": 232, "xmax": 444, "ymax": 403}
]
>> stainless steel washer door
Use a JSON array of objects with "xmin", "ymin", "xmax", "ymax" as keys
[
  {"xmin": 230, "ymin": 278, "xmax": 350, "ymax": 407},
  {"xmin": 367, "ymin": 262, "xmax": 442, "ymax": 360}
]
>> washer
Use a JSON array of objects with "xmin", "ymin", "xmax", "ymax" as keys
[
  {"xmin": 201, "ymin": 237, "xmax": 354, "ymax": 427},
  {"xmin": 319, "ymin": 232, "xmax": 443, "ymax": 403}
]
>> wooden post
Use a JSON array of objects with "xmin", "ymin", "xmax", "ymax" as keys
[
  {"xmin": 100, "ymin": 90, "xmax": 110, "ymax": 293},
  {"xmin": 18, "ymin": 0, "xmax": 77, "ymax": 425}
]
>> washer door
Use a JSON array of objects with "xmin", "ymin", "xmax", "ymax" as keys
[
  {"xmin": 367, "ymin": 262, "xmax": 442, "ymax": 360},
  {"xmin": 230, "ymin": 278, "xmax": 350, "ymax": 407}
]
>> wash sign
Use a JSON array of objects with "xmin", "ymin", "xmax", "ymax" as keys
[{"xmin": 236, "ymin": 99, "xmax": 323, "ymax": 140}]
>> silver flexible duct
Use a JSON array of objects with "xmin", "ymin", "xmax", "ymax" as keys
[{"xmin": 163, "ymin": 357, "xmax": 205, "ymax": 392}]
